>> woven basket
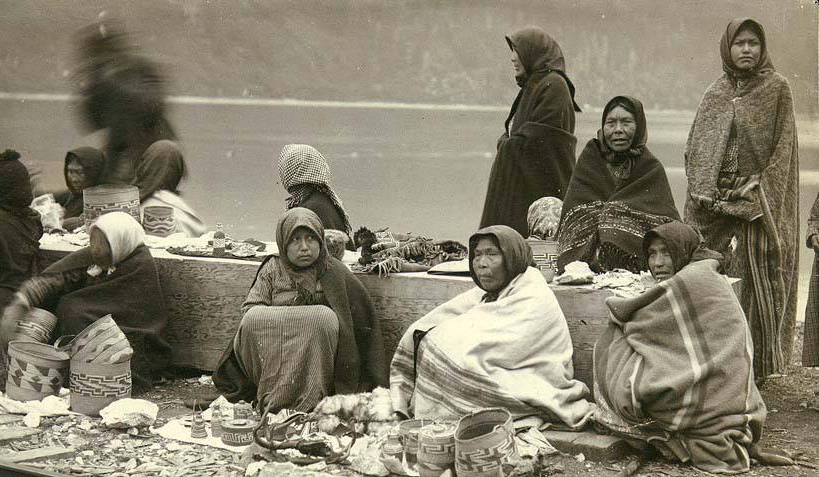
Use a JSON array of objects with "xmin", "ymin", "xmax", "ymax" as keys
[
  {"xmin": 69, "ymin": 358, "xmax": 131, "ymax": 416},
  {"xmin": 5, "ymin": 341, "xmax": 69, "ymax": 401},
  {"xmin": 527, "ymin": 239, "xmax": 559, "ymax": 283},
  {"xmin": 418, "ymin": 422, "xmax": 456, "ymax": 477},
  {"xmin": 69, "ymin": 315, "xmax": 125, "ymax": 359},
  {"xmin": 398, "ymin": 419, "xmax": 433, "ymax": 467},
  {"xmin": 454, "ymin": 408, "xmax": 517, "ymax": 477},
  {"xmin": 143, "ymin": 205, "xmax": 176, "ymax": 237},
  {"xmin": 83, "ymin": 184, "xmax": 141, "ymax": 230},
  {"xmin": 12, "ymin": 308, "xmax": 58, "ymax": 343}
]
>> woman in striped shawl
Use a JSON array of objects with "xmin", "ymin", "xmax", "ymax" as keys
[
  {"xmin": 594, "ymin": 221, "xmax": 790, "ymax": 473},
  {"xmin": 214, "ymin": 207, "xmax": 387, "ymax": 412},
  {"xmin": 684, "ymin": 18, "xmax": 799, "ymax": 378},
  {"xmin": 390, "ymin": 225, "xmax": 592, "ymax": 429}
]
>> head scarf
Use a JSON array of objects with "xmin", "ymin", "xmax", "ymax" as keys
[
  {"xmin": 89, "ymin": 211, "xmax": 145, "ymax": 266},
  {"xmin": 276, "ymin": 207, "xmax": 329, "ymax": 297},
  {"xmin": 277, "ymin": 144, "xmax": 352, "ymax": 235},
  {"xmin": 135, "ymin": 140, "xmax": 186, "ymax": 201},
  {"xmin": 527, "ymin": 197, "xmax": 563, "ymax": 240},
  {"xmin": 594, "ymin": 96, "xmax": 648, "ymax": 181},
  {"xmin": 0, "ymin": 149, "xmax": 34, "ymax": 214},
  {"xmin": 506, "ymin": 27, "xmax": 581, "ymax": 112},
  {"xmin": 64, "ymin": 147, "xmax": 106, "ymax": 194},
  {"xmin": 469, "ymin": 225, "xmax": 533, "ymax": 299},
  {"xmin": 642, "ymin": 221, "xmax": 723, "ymax": 275},
  {"xmin": 720, "ymin": 18, "xmax": 774, "ymax": 80}
]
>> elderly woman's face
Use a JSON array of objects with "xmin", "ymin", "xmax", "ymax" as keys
[
  {"xmin": 511, "ymin": 48, "xmax": 524, "ymax": 77},
  {"xmin": 647, "ymin": 237, "xmax": 674, "ymax": 281},
  {"xmin": 90, "ymin": 228, "xmax": 113, "ymax": 268},
  {"xmin": 731, "ymin": 28, "xmax": 761, "ymax": 71},
  {"xmin": 473, "ymin": 237, "xmax": 507, "ymax": 292},
  {"xmin": 603, "ymin": 106, "xmax": 637, "ymax": 152},
  {"xmin": 286, "ymin": 227, "xmax": 321, "ymax": 268}
]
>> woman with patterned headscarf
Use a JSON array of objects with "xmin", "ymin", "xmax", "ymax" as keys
[
  {"xmin": 278, "ymin": 144, "xmax": 352, "ymax": 245},
  {"xmin": 0, "ymin": 150, "xmax": 43, "ymax": 313},
  {"xmin": 0, "ymin": 212, "xmax": 170, "ymax": 390},
  {"xmin": 479, "ymin": 27, "xmax": 580, "ymax": 237},
  {"xmin": 557, "ymin": 96, "xmax": 679, "ymax": 274},
  {"xmin": 391, "ymin": 225, "xmax": 592, "ymax": 428},
  {"xmin": 684, "ymin": 18, "xmax": 799, "ymax": 378},
  {"xmin": 214, "ymin": 208, "xmax": 386, "ymax": 412}
]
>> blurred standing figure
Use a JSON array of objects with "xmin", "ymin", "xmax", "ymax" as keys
[
  {"xmin": 803, "ymin": 193, "xmax": 819, "ymax": 367},
  {"xmin": 684, "ymin": 18, "xmax": 798, "ymax": 378},
  {"xmin": 479, "ymin": 27, "xmax": 580, "ymax": 237},
  {"xmin": 74, "ymin": 20, "xmax": 176, "ymax": 185}
]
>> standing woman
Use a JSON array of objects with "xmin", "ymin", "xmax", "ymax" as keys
[
  {"xmin": 684, "ymin": 18, "xmax": 799, "ymax": 378},
  {"xmin": 480, "ymin": 27, "xmax": 580, "ymax": 237}
]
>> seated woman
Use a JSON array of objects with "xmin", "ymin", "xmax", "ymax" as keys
[
  {"xmin": 390, "ymin": 225, "xmax": 592, "ymax": 429},
  {"xmin": 557, "ymin": 96, "xmax": 679, "ymax": 273},
  {"xmin": 213, "ymin": 207, "xmax": 387, "ymax": 412},
  {"xmin": 135, "ymin": 140, "xmax": 206, "ymax": 237},
  {"xmin": 0, "ymin": 212, "xmax": 171, "ymax": 391},
  {"xmin": 54, "ymin": 147, "xmax": 106, "ymax": 231},
  {"xmin": 593, "ymin": 221, "xmax": 784, "ymax": 473},
  {"xmin": 0, "ymin": 150, "xmax": 43, "ymax": 313},
  {"xmin": 278, "ymin": 144, "xmax": 353, "ymax": 248}
]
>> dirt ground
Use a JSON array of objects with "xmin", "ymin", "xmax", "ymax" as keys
[{"xmin": 126, "ymin": 327, "xmax": 818, "ymax": 477}]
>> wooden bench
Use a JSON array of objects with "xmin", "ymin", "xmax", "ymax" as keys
[{"xmin": 40, "ymin": 244, "xmax": 617, "ymax": 390}]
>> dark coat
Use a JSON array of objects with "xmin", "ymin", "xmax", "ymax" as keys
[
  {"xmin": 0, "ymin": 210, "xmax": 42, "ymax": 311},
  {"xmin": 300, "ymin": 191, "xmax": 354, "ymax": 250},
  {"xmin": 480, "ymin": 29, "xmax": 579, "ymax": 237}
]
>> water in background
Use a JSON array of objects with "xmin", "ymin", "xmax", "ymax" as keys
[{"xmin": 2, "ymin": 97, "xmax": 818, "ymax": 318}]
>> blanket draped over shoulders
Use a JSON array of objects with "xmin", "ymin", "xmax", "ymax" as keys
[
  {"xmin": 391, "ymin": 267, "xmax": 592, "ymax": 429},
  {"xmin": 557, "ymin": 139, "xmax": 679, "ymax": 273},
  {"xmin": 594, "ymin": 259, "xmax": 765, "ymax": 474}
]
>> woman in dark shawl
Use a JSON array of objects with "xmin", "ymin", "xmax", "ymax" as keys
[
  {"xmin": 55, "ymin": 147, "xmax": 106, "ymax": 230},
  {"xmin": 391, "ymin": 225, "xmax": 592, "ymax": 428},
  {"xmin": 803, "ymin": 193, "xmax": 819, "ymax": 367},
  {"xmin": 0, "ymin": 150, "xmax": 43, "ymax": 313},
  {"xmin": 557, "ymin": 96, "xmax": 679, "ymax": 273},
  {"xmin": 684, "ymin": 18, "xmax": 799, "ymax": 378},
  {"xmin": 214, "ymin": 207, "xmax": 386, "ymax": 412},
  {"xmin": 479, "ymin": 27, "xmax": 580, "ymax": 237},
  {"xmin": 593, "ymin": 221, "xmax": 790, "ymax": 473},
  {"xmin": 1, "ymin": 212, "xmax": 170, "ymax": 391},
  {"xmin": 136, "ymin": 140, "xmax": 206, "ymax": 237}
]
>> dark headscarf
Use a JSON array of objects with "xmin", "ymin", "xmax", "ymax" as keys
[
  {"xmin": 0, "ymin": 150, "xmax": 34, "ymax": 214},
  {"xmin": 506, "ymin": 27, "xmax": 581, "ymax": 112},
  {"xmin": 469, "ymin": 225, "xmax": 533, "ymax": 299},
  {"xmin": 135, "ymin": 140, "xmax": 186, "ymax": 201},
  {"xmin": 595, "ymin": 96, "xmax": 648, "ymax": 180},
  {"xmin": 642, "ymin": 221, "xmax": 723, "ymax": 274},
  {"xmin": 275, "ymin": 207, "xmax": 329, "ymax": 298},
  {"xmin": 720, "ymin": 18, "xmax": 774, "ymax": 80},
  {"xmin": 64, "ymin": 147, "xmax": 106, "ymax": 194}
]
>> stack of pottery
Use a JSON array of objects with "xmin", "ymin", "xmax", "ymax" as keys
[
  {"xmin": 12, "ymin": 308, "xmax": 58, "ymax": 343},
  {"xmin": 454, "ymin": 408, "xmax": 517, "ymax": 477},
  {"xmin": 5, "ymin": 341, "xmax": 69, "ymax": 401},
  {"xmin": 83, "ymin": 184, "xmax": 141, "ymax": 230},
  {"xmin": 142, "ymin": 205, "xmax": 176, "ymax": 237},
  {"xmin": 417, "ymin": 422, "xmax": 457, "ymax": 477},
  {"xmin": 65, "ymin": 315, "xmax": 133, "ymax": 416}
]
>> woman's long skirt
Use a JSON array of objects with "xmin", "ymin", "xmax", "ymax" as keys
[{"xmin": 233, "ymin": 305, "xmax": 338, "ymax": 412}]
